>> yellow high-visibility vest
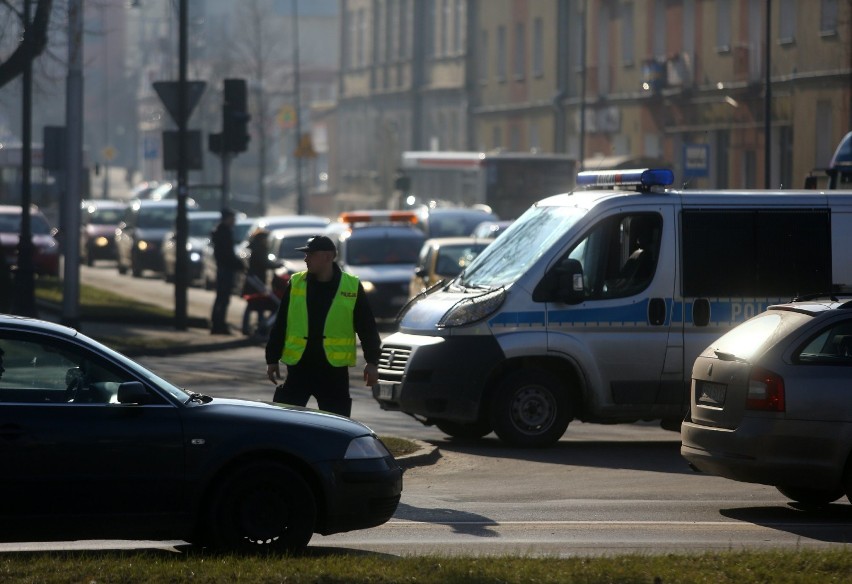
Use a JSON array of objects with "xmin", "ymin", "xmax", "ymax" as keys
[{"xmin": 281, "ymin": 271, "xmax": 359, "ymax": 366}]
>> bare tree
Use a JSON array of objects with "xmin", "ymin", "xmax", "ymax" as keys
[{"xmin": 0, "ymin": 0, "xmax": 54, "ymax": 88}]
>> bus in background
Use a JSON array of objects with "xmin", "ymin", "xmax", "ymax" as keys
[
  {"xmin": 397, "ymin": 151, "xmax": 577, "ymax": 220},
  {"xmin": 805, "ymin": 131, "xmax": 852, "ymax": 190}
]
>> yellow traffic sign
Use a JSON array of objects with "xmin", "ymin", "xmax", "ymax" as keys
[{"xmin": 294, "ymin": 133, "xmax": 316, "ymax": 158}]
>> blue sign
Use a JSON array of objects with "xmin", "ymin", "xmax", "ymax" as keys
[
  {"xmin": 143, "ymin": 135, "xmax": 158, "ymax": 160},
  {"xmin": 683, "ymin": 144, "xmax": 709, "ymax": 178}
]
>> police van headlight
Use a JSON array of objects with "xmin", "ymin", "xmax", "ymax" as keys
[
  {"xmin": 438, "ymin": 287, "xmax": 506, "ymax": 328},
  {"xmin": 361, "ymin": 280, "xmax": 375, "ymax": 293}
]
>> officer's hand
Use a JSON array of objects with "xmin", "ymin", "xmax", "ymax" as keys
[
  {"xmin": 267, "ymin": 363, "xmax": 281, "ymax": 384},
  {"xmin": 363, "ymin": 363, "xmax": 378, "ymax": 386}
]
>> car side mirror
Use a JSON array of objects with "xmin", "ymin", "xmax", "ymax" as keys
[
  {"xmin": 117, "ymin": 381, "xmax": 150, "ymax": 405},
  {"xmin": 533, "ymin": 258, "xmax": 585, "ymax": 304},
  {"xmin": 415, "ymin": 267, "xmax": 428, "ymax": 278}
]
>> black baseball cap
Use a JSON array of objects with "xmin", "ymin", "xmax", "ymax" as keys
[{"xmin": 295, "ymin": 235, "xmax": 336, "ymax": 252}]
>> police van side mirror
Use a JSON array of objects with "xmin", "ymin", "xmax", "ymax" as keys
[{"xmin": 533, "ymin": 258, "xmax": 585, "ymax": 304}]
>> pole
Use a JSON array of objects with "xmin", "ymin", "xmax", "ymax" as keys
[
  {"xmin": 578, "ymin": 0, "xmax": 587, "ymax": 171},
  {"xmin": 62, "ymin": 0, "xmax": 84, "ymax": 329},
  {"xmin": 293, "ymin": 0, "xmax": 304, "ymax": 215},
  {"xmin": 174, "ymin": 0, "xmax": 189, "ymax": 329},
  {"xmin": 15, "ymin": 0, "xmax": 36, "ymax": 317},
  {"xmin": 764, "ymin": 0, "xmax": 772, "ymax": 188}
]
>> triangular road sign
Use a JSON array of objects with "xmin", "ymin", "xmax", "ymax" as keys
[{"xmin": 153, "ymin": 81, "xmax": 206, "ymax": 126}]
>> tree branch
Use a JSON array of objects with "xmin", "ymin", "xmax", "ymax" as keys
[{"xmin": 0, "ymin": 0, "xmax": 54, "ymax": 89}]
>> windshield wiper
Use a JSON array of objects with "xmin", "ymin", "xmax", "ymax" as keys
[{"xmin": 185, "ymin": 391, "xmax": 213, "ymax": 404}]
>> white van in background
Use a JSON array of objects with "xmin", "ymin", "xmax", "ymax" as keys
[{"xmin": 374, "ymin": 169, "xmax": 852, "ymax": 447}]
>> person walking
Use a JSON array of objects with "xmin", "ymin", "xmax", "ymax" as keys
[
  {"xmin": 265, "ymin": 234, "xmax": 381, "ymax": 417},
  {"xmin": 241, "ymin": 229, "xmax": 280, "ymax": 336},
  {"xmin": 210, "ymin": 208, "xmax": 244, "ymax": 335}
]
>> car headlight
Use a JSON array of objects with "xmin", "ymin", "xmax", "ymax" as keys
[
  {"xmin": 94, "ymin": 236, "xmax": 109, "ymax": 247},
  {"xmin": 361, "ymin": 280, "xmax": 375, "ymax": 293},
  {"xmin": 438, "ymin": 287, "xmax": 506, "ymax": 328},
  {"xmin": 344, "ymin": 435, "xmax": 391, "ymax": 460},
  {"xmin": 189, "ymin": 252, "xmax": 201, "ymax": 262},
  {"xmin": 137, "ymin": 240, "xmax": 148, "ymax": 251}
]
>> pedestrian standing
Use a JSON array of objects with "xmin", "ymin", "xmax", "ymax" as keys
[
  {"xmin": 210, "ymin": 208, "xmax": 244, "ymax": 335},
  {"xmin": 265, "ymin": 235, "xmax": 381, "ymax": 417},
  {"xmin": 241, "ymin": 229, "xmax": 280, "ymax": 335}
]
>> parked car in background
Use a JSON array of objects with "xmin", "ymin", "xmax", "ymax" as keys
[
  {"xmin": 161, "ymin": 210, "xmax": 224, "ymax": 286},
  {"xmin": 329, "ymin": 211, "xmax": 426, "ymax": 321},
  {"xmin": 416, "ymin": 206, "xmax": 499, "ymax": 238},
  {"xmin": 115, "ymin": 199, "xmax": 198, "ymax": 278},
  {"xmin": 471, "ymin": 219, "xmax": 514, "ymax": 240},
  {"xmin": 80, "ymin": 199, "xmax": 126, "ymax": 266},
  {"xmin": 0, "ymin": 314, "xmax": 402, "ymax": 552},
  {"xmin": 409, "ymin": 237, "xmax": 489, "ymax": 299},
  {"xmin": 681, "ymin": 297, "xmax": 852, "ymax": 508},
  {"xmin": 0, "ymin": 205, "xmax": 59, "ymax": 277}
]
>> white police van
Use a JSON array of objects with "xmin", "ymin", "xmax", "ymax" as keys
[{"xmin": 374, "ymin": 168, "xmax": 852, "ymax": 447}]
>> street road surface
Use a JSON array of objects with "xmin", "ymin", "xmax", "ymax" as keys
[{"xmin": 2, "ymin": 264, "xmax": 850, "ymax": 555}]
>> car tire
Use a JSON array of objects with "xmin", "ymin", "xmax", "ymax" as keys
[
  {"xmin": 131, "ymin": 253, "xmax": 142, "ymax": 278},
  {"xmin": 489, "ymin": 369, "xmax": 572, "ymax": 448},
  {"xmin": 205, "ymin": 461, "xmax": 316, "ymax": 553},
  {"xmin": 85, "ymin": 245, "xmax": 95, "ymax": 267},
  {"xmin": 434, "ymin": 418, "xmax": 492, "ymax": 440},
  {"xmin": 117, "ymin": 256, "xmax": 127, "ymax": 275},
  {"xmin": 777, "ymin": 486, "xmax": 844, "ymax": 508}
]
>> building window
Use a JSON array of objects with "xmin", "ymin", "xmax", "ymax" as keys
[
  {"xmin": 357, "ymin": 8, "xmax": 366, "ymax": 67},
  {"xmin": 497, "ymin": 25, "xmax": 507, "ymax": 81},
  {"xmin": 621, "ymin": 2, "xmax": 634, "ymax": 66},
  {"xmin": 779, "ymin": 0, "xmax": 796, "ymax": 44},
  {"xmin": 399, "ymin": 0, "xmax": 410, "ymax": 59},
  {"xmin": 820, "ymin": 0, "xmax": 838, "ymax": 35},
  {"xmin": 492, "ymin": 125, "xmax": 502, "ymax": 150},
  {"xmin": 653, "ymin": 0, "xmax": 666, "ymax": 59},
  {"xmin": 375, "ymin": 1, "xmax": 384, "ymax": 64},
  {"xmin": 513, "ymin": 22, "xmax": 526, "ymax": 80},
  {"xmin": 440, "ymin": 0, "xmax": 449, "ymax": 56},
  {"xmin": 532, "ymin": 17, "xmax": 543, "ymax": 76},
  {"xmin": 479, "ymin": 29, "xmax": 488, "ymax": 81},
  {"xmin": 454, "ymin": 0, "xmax": 464, "ymax": 54},
  {"xmin": 716, "ymin": 0, "xmax": 731, "ymax": 52}
]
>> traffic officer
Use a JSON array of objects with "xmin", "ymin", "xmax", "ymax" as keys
[{"xmin": 265, "ymin": 235, "xmax": 381, "ymax": 417}]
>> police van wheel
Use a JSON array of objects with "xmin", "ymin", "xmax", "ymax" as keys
[
  {"xmin": 434, "ymin": 418, "xmax": 492, "ymax": 440},
  {"xmin": 490, "ymin": 369, "xmax": 571, "ymax": 448}
]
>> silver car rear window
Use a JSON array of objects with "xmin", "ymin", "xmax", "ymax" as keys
[{"xmin": 709, "ymin": 311, "xmax": 808, "ymax": 361}]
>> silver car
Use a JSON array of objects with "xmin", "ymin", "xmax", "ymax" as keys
[{"xmin": 681, "ymin": 296, "xmax": 852, "ymax": 507}]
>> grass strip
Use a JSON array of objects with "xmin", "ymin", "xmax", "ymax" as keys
[
  {"xmin": 35, "ymin": 277, "xmax": 173, "ymax": 321},
  {"xmin": 0, "ymin": 549, "xmax": 850, "ymax": 583}
]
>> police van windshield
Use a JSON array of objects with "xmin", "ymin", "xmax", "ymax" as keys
[{"xmin": 458, "ymin": 204, "xmax": 584, "ymax": 289}]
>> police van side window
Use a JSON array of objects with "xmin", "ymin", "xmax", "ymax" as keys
[
  {"xmin": 681, "ymin": 210, "xmax": 830, "ymax": 297},
  {"xmin": 562, "ymin": 212, "xmax": 663, "ymax": 300}
]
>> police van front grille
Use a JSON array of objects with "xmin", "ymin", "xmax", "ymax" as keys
[{"xmin": 379, "ymin": 345, "xmax": 411, "ymax": 374}]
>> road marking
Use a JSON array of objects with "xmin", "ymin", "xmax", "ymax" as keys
[{"xmin": 384, "ymin": 520, "xmax": 850, "ymax": 527}]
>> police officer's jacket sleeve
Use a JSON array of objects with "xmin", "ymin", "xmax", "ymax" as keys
[
  {"xmin": 265, "ymin": 281, "xmax": 291, "ymax": 365},
  {"xmin": 354, "ymin": 282, "xmax": 382, "ymax": 365}
]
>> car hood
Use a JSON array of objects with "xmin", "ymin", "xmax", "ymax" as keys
[
  {"xmin": 132, "ymin": 227, "xmax": 171, "ymax": 240},
  {"xmin": 1, "ymin": 231, "xmax": 55, "ymax": 248},
  {"xmin": 345, "ymin": 264, "xmax": 416, "ymax": 283}
]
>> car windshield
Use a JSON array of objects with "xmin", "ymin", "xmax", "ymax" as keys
[
  {"xmin": 0, "ymin": 213, "xmax": 52, "ymax": 235},
  {"xmin": 137, "ymin": 208, "xmax": 176, "ymax": 229},
  {"xmin": 429, "ymin": 212, "xmax": 496, "ymax": 238},
  {"xmin": 458, "ymin": 204, "xmax": 584, "ymax": 289},
  {"xmin": 89, "ymin": 208, "xmax": 123, "ymax": 225},
  {"xmin": 234, "ymin": 222, "xmax": 253, "ymax": 242},
  {"xmin": 189, "ymin": 217, "xmax": 219, "ymax": 237},
  {"xmin": 276, "ymin": 235, "xmax": 313, "ymax": 260},
  {"xmin": 436, "ymin": 243, "xmax": 488, "ymax": 277},
  {"xmin": 346, "ymin": 233, "xmax": 424, "ymax": 265}
]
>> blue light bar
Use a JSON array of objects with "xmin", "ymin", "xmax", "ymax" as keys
[{"xmin": 576, "ymin": 168, "xmax": 674, "ymax": 189}]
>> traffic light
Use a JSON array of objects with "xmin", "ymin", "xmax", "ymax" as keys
[{"xmin": 223, "ymin": 78, "xmax": 250, "ymax": 153}]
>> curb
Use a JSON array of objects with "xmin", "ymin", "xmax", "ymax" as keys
[
  {"xmin": 120, "ymin": 335, "xmax": 258, "ymax": 357},
  {"xmin": 395, "ymin": 439, "xmax": 441, "ymax": 469}
]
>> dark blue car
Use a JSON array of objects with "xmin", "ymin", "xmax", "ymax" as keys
[{"xmin": 0, "ymin": 315, "xmax": 402, "ymax": 552}]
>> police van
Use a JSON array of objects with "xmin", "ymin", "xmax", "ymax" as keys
[{"xmin": 374, "ymin": 169, "xmax": 852, "ymax": 447}]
